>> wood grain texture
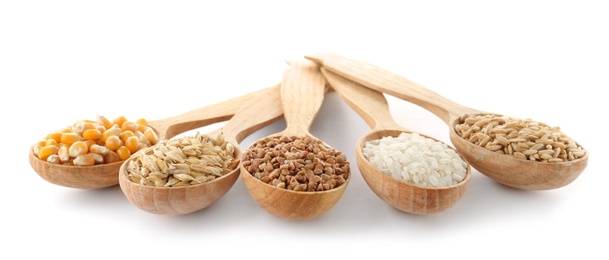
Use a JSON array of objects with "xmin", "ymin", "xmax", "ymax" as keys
[
  {"xmin": 322, "ymin": 68, "xmax": 471, "ymax": 214},
  {"xmin": 241, "ymin": 60, "xmax": 350, "ymax": 220},
  {"xmin": 307, "ymin": 52, "xmax": 588, "ymax": 190},
  {"xmin": 119, "ymin": 85, "xmax": 285, "ymax": 215}
]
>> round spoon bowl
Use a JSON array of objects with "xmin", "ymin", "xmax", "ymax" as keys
[
  {"xmin": 118, "ymin": 154, "xmax": 240, "ymax": 216},
  {"xmin": 29, "ymin": 145, "xmax": 122, "ymax": 189},
  {"xmin": 118, "ymin": 85, "xmax": 285, "ymax": 215},
  {"xmin": 357, "ymin": 129, "xmax": 471, "ymax": 215},
  {"xmin": 448, "ymin": 113, "xmax": 588, "ymax": 190},
  {"xmin": 240, "ymin": 134, "xmax": 350, "ymax": 221}
]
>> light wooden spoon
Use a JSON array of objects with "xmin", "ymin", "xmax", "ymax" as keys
[
  {"xmin": 240, "ymin": 60, "xmax": 350, "ymax": 220},
  {"xmin": 29, "ymin": 87, "xmax": 270, "ymax": 189},
  {"xmin": 118, "ymin": 84, "xmax": 284, "ymax": 215},
  {"xmin": 322, "ymin": 68, "xmax": 471, "ymax": 214},
  {"xmin": 306, "ymin": 53, "xmax": 588, "ymax": 190}
]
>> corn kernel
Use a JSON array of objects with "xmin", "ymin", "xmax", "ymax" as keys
[
  {"xmin": 95, "ymin": 125, "xmax": 106, "ymax": 133},
  {"xmin": 103, "ymin": 150, "xmax": 120, "ymax": 164},
  {"xmin": 101, "ymin": 124, "xmax": 121, "ymax": 143},
  {"xmin": 58, "ymin": 146, "xmax": 70, "ymax": 163},
  {"xmin": 73, "ymin": 154, "xmax": 95, "ymax": 166},
  {"xmin": 96, "ymin": 115, "xmax": 113, "ymax": 130},
  {"xmin": 32, "ymin": 144, "xmax": 42, "ymax": 155},
  {"xmin": 83, "ymin": 139, "xmax": 96, "ymax": 149},
  {"xmin": 90, "ymin": 153, "xmax": 104, "ymax": 164},
  {"xmin": 71, "ymin": 120, "xmax": 91, "ymax": 135},
  {"xmin": 38, "ymin": 145, "xmax": 59, "ymax": 161},
  {"xmin": 125, "ymin": 136, "xmax": 139, "ymax": 153},
  {"xmin": 105, "ymin": 135, "xmax": 123, "ymax": 151},
  {"xmin": 144, "ymin": 128, "xmax": 159, "ymax": 145},
  {"xmin": 119, "ymin": 130, "xmax": 134, "ymax": 143},
  {"xmin": 135, "ymin": 118, "xmax": 148, "ymax": 127},
  {"xmin": 57, "ymin": 127, "xmax": 72, "ymax": 133},
  {"xmin": 121, "ymin": 121, "xmax": 138, "ymax": 133},
  {"xmin": 46, "ymin": 132, "xmax": 62, "ymax": 143},
  {"xmin": 136, "ymin": 124, "xmax": 148, "ymax": 133},
  {"xmin": 45, "ymin": 139, "xmax": 58, "ymax": 147},
  {"xmin": 89, "ymin": 144, "xmax": 109, "ymax": 155},
  {"xmin": 113, "ymin": 115, "xmax": 128, "ymax": 128},
  {"xmin": 116, "ymin": 146, "xmax": 131, "ymax": 161},
  {"xmin": 60, "ymin": 132, "xmax": 82, "ymax": 146},
  {"xmin": 36, "ymin": 139, "xmax": 47, "ymax": 148},
  {"xmin": 69, "ymin": 141, "xmax": 89, "ymax": 157},
  {"xmin": 47, "ymin": 154, "xmax": 61, "ymax": 164},
  {"xmin": 82, "ymin": 129, "xmax": 102, "ymax": 140}
]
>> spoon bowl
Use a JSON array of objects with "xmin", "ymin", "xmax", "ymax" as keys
[
  {"xmin": 241, "ymin": 60, "xmax": 350, "ymax": 220},
  {"xmin": 307, "ymin": 53, "xmax": 588, "ymax": 190},
  {"xmin": 119, "ymin": 85, "xmax": 284, "ymax": 215},
  {"xmin": 29, "ymin": 87, "xmax": 270, "ymax": 189},
  {"xmin": 323, "ymin": 69, "xmax": 471, "ymax": 214}
]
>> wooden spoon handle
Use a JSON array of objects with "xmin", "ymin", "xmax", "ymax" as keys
[
  {"xmin": 149, "ymin": 87, "xmax": 270, "ymax": 140},
  {"xmin": 210, "ymin": 84, "xmax": 283, "ymax": 145},
  {"xmin": 305, "ymin": 53, "xmax": 481, "ymax": 125},
  {"xmin": 321, "ymin": 68, "xmax": 402, "ymax": 131},
  {"xmin": 281, "ymin": 59, "xmax": 327, "ymax": 136}
]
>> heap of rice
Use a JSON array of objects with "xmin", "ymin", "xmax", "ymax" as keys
[{"xmin": 362, "ymin": 132, "xmax": 467, "ymax": 187}]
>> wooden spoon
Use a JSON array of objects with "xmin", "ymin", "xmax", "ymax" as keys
[
  {"xmin": 240, "ymin": 60, "xmax": 350, "ymax": 220},
  {"xmin": 306, "ymin": 53, "xmax": 588, "ymax": 190},
  {"xmin": 29, "ymin": 87, "xmax": 271, "ymax": 189},
  {"xmin": 322, "ymin": 68, "xmax": 471, "ymax": 214},
  {"xmin": 118, "ymin": 84, "xmax": 284, "ymax": 215}
]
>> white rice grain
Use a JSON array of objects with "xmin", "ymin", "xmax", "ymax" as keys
[{"xmin": 363, "ymin": 132, "xmax": 468, "ymax": 187}]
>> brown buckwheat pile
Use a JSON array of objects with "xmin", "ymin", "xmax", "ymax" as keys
[{"xmin": 241, "ymin": 135, "xmax": 350, "ymax": 192}]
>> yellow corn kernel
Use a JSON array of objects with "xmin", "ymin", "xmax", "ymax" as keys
[
  {"xmin": 68, "ymin": 141, "xmax": 89, "ymax": 157},
  {"xmin": 47, "ymin": 154, "xmax": 61, "ymax": 164},
  {"xmin": 136, "ymin": 124, "xmax": 148, "ymax": 133},
  {"xmin": 105, "ymin": 135, "xmax": 123, "ymax": 151},
  {"xmin": 135, "ymin": 118, "xmax": 149, "ymax": 127},
  {"xmin": 46, "ymin": 132, "xmax": 62, "ymax": 143},
  {"xmin": 96, "ymin": 115, "xmax": 113, "ymax": 130},
  {"xmin": 60, "ymin": 132, "xmax": 82, "ymax": 146},
  {"xmin": 83, "ymin": 139, "xmax": 96, "ymax": 148},
  {"xmin": 89, "ymin": 144, "xmax": 109, "ymax": 155},
  {"xmin": 45, "ymin": 139, "xmax": 58, "ymax": 147},
  {"xmin": 82, "ymin": 129, "xmax": 102, "ymax": 140},
  {"xmin": 125, "ymin": 136, "xmax": 139, "ymax": 153},
  {"xmin": 101, "ymin": 124, "xmax": 121, "ymax": 143},
  {"xmin": 121, "ymin": 121, "xmax": 138, "ymax": 133},
  {"xmin": 73, "ymin": 154, "xmax": 95, "ymax": 166},
  {"xmin": 144, "ymin": 128, "xmax": 159, "ymax": 145},
  {"xmin": 119, "ymin": 130, "xmax": 134, "ymax": 143},
  {"xmin": 113, "ymin": 115, "xmax": 128, "ymax": 128},
  {"xmin": 56, "ymin": 127, "xmax": 72, "ymax": 133},
  {"xmin": 135, "ymin": 131, "xmax": 150, "ymax": 146},
  {"xmin": 58, "ymin": 146, "xmax": 70, "ymax": 163},
  {"xmin": 38, "ymin": 145, "xmax": 59, "ymax": 161},
  {"xmin": 116, "ymin": 146, "xmax": 131, "ymax": 161},
  {"xmin": 36, "ymin": 139, "xmax": 47, "ymax": 148},
  {"xmin": 32, "ymin": 144, "xmax": 42, "ymax": 157},
  {"xmin": 95, "ymin": 124, "xmax": 106, "ymax": 133},
  {"xmin": 71, "ymin": 120, "xmax": 94, "ymax": 135},
  {"xmin": 90, "ymin": 153, "xmax": 104, "ymax": 164},
  {"xmin": 103, "ymin": 150, "xmax": 120, "ymax": 164}
]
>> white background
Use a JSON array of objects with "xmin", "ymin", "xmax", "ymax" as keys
[{"xmin": 2, "ymin": 0, "xmax": 607, "ymax": 259}]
